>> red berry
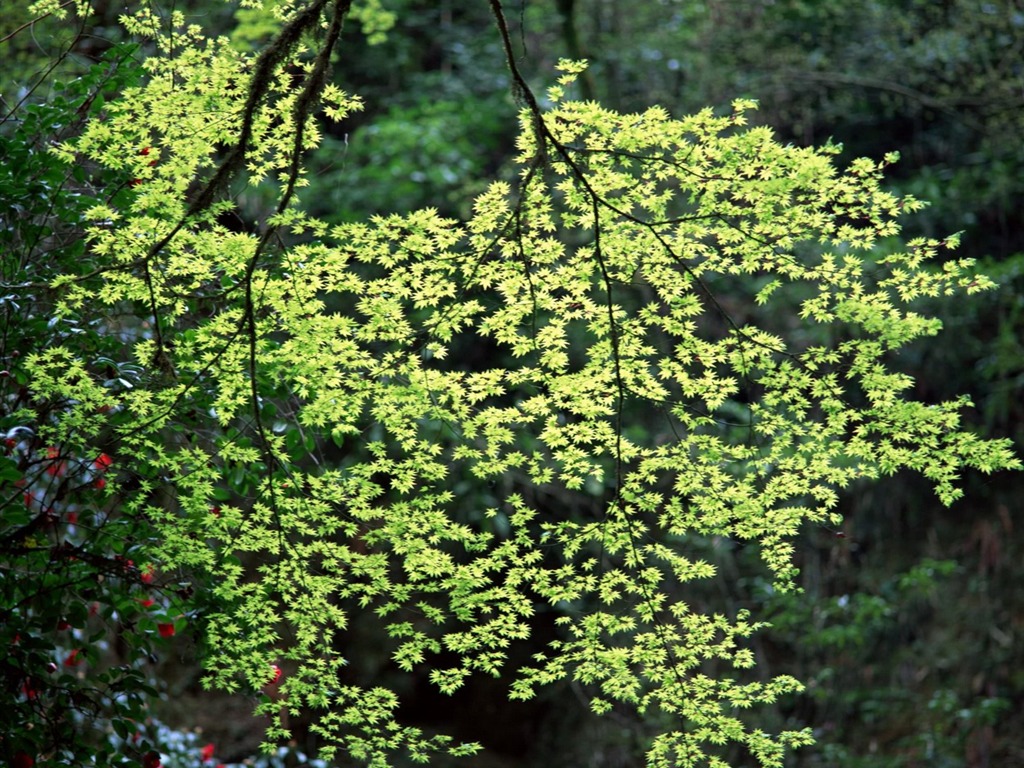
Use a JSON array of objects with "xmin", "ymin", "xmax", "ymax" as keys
[
  {"xmin": 12, "ymin": 751, "xmax": 34, "ymax": 768},
  {"xmin": 200, "ymin": 743, "xmax": 216, "ymax": 761},
  {"xmin": 56, "ymin": 618, "xmax": 71, "ymax": 630},
  {"xmin": 142, "ymin": 750, "xmax": 162, "ymax": 768},
  {"xmin": 268, "ymin": 664, "xmax": 282, "ymax": 684},
  {"xmin": 157, "ymin": 622, "xmax": 175, "ymax": 638},
  {"xmin": 64, "ymin": 649, "xmax": 83, "ymax": 666}
]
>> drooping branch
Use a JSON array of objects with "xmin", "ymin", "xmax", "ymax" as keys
[{"xmin": 242, "ymin": 0, "xmax": 354, "ymax": 521}]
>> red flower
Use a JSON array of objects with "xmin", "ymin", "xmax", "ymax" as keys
[
  {"xmin": 45, "ymin": 446, "xmax": 66, "ymax": 477},
  {"xmin": 94, "ymin": 477, "xmax": 106, "ymax": 490},
  {"xmin": 93, "ymin": 453, "xmax": 113, "ymax": 472},
  {"xmin": 56, "ymin": 618, "xmax": 71, "ymax": 630},
  {"xmin": 200, "ymin": 743, "xmax": 216, "ymax": 761},
  {"xmin": 142, "ymin": 750, "xmax": 162, "ymax": 768},
  {"xmin": 157, "ymin": 622, "xmax": 175, "ymax": 638},
  {"xmin": 64, "ymin": 649, "xmax": 83, "ymax": 666},
  {"xmin": 140, "ymin": 564, "xmax": 155, "ymax": 584},
  {"xmin": 12, "ymin": 751, "xmax": 34, "ymax": 768},
  {"xmin": 67, "ymin": 511, "xmax": 78, "ymax": 524},
  {"xmin": 137, "ymin": 598, "xmax": 155, "ymax": 608}
]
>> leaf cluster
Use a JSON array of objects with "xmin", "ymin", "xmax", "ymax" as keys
[{"xmin": 2, "ymin": 4, "xmax": 1018, "ymax": 768}]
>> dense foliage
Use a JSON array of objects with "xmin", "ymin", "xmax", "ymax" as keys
[{"xmin": 2, "ymin": 2, "xmax": 1020, "ymax": 767}]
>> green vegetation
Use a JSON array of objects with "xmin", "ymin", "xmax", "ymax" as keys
[{"xmin": 2, "ymin": 2, "xmax": 1021, "ymax": 767}]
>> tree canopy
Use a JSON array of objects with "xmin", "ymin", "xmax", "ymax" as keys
[{"xmin": 1, "ymin": 2, "xmax": 1019, "ymax": 767}]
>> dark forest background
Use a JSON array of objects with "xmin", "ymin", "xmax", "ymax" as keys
[{"xmin": 3, "ymin": 1, "xmax": 1022, "ymax": 766}]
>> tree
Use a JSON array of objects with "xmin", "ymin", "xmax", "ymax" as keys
[{"xmin": 1, "ymin": 1, "xmax": 1018, "ymax": 766}]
